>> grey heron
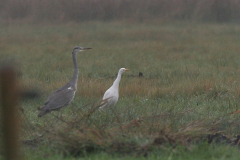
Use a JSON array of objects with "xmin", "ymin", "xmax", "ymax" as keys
[
  {"xmin": 38, "ymin": 46, "xmax": 91, "ymax": 117},
  {"xmin": 99, "ymin": 68, "xmax": 129, "ymax": 110}
]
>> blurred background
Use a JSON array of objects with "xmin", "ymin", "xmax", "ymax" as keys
[{"xmin": 0, "ymin": 0, "xmax": 239, "ymax": 23}]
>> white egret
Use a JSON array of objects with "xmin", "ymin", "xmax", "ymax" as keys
[{"xmin": 99, "ymin": 68, "xmax": 129, "ymax": 110}]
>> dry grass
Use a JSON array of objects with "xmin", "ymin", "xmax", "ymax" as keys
[
  {"xmin": 73, "ymin": 75, "xmax": 239, "ymax": 101},
  {"xmin": 28, "ymin": 103, "xmax": 239, "ymax": 157}
]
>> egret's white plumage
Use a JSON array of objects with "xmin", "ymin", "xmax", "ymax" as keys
[{"xmin": 99, "ymin": 68, "xmax": 129, "ymax": 110}]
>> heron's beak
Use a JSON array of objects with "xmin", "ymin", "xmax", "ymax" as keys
[
  {"xmin": 125, "ymin": 69, "xmax": 130, "ymax": 71},
  {"xmin": 83, "ymin": 47, "xmax": 92, "ymax": 50}
]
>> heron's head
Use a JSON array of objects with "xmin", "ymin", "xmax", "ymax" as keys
[
  {"xmin": 119, "ymin": 68, "xmax": 130, "ymax": 74},
  {"xmin": 73, "ymin": 46, "xmax": 92, "ymax": 53}
]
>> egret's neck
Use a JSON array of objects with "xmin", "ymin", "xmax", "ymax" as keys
[
  {"xmin": 70, "ymin": 51, "xmax": 79, "ymax": 88},
  {"xmin": 112, "ymin": 72, "xmax": 122, "ymax": 89}
]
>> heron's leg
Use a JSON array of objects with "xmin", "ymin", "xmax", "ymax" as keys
[
  {"xmin": 59, "ymin": 109, "xmax": 64, "ymax": 119},
  {"xmin": 54, "ymin": 109, "xmax": 63, "ymax": 120}
]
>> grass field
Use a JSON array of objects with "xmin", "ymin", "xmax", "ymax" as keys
[{"xmin": 1, "ymin": 21, "xmax": 240, "ymax": 159}]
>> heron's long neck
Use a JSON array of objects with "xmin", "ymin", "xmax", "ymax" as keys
[
  {"xmin": 70, "ymin": 51, "xmax": 79, "ymax": 87},
  {"xmin": 112, "ymin": 72, "xmax": 122, "ymax": 89}
]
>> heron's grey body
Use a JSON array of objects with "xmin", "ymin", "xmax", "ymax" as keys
[{"xmin": 38, "ymin": 46, "xmax": 91, "ymax": 117}]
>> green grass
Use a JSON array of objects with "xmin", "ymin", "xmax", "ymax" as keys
[
  {"xmin": 1, "ymin": 21, "xmax": 240, "ymax": 159},
  {"xmin": 23, "ymin": 143, "xmax": 240, "ymax": 160}
]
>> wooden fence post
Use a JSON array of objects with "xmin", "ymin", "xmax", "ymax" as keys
[{"xmin": 0, "ymin": 65, "xmax": 21, "ymax": 160}]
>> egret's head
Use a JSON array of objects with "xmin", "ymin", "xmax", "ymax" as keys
[
  {"xmin": 73, "ymin": 46, "xmax": 92, "ymax": 53},
  {"xmin": 119, "ymin": 68, "xmax": 130, "ymax": 74}
]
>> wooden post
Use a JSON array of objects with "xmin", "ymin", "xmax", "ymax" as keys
[{"xmin": 0, "ymin": 65, "xmax": 21, "ymax": 160}]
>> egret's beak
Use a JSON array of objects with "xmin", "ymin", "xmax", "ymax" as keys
[
  {"xmin": 125, "ymin": 69, "xmax": 130, "ymax": 71},
  {"xmin": 83, "ymin": 47, "xmax": 92, "ymax": 50}
]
